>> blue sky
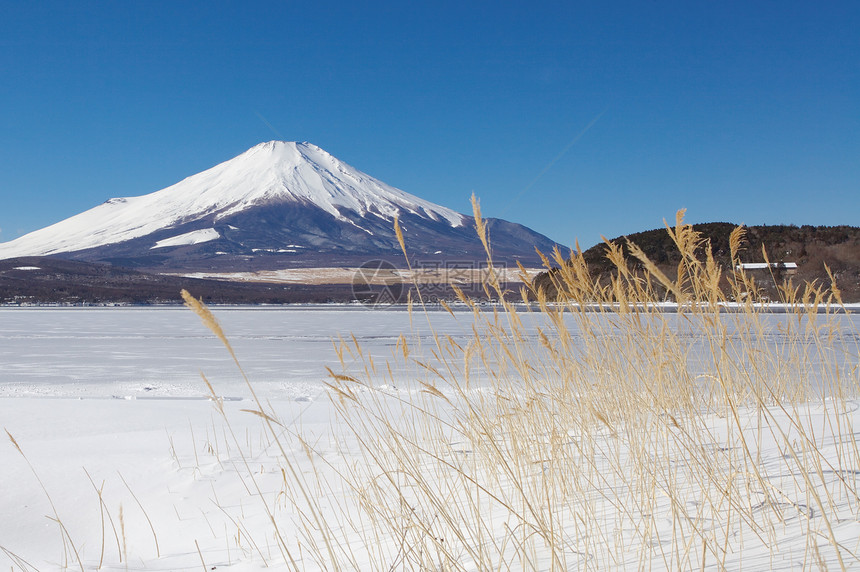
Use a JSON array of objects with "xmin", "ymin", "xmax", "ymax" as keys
[{"xmin": 1, "ymin": 1, "xmax": 857, "ymax": 250}]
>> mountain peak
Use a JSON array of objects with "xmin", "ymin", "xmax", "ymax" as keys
[
  {"xmin": 245, "ymin": 139, "xmax": 311, "ymax": 157},
  {"xmin": 0, "ymin": 142, "xmax": 561, "ymax": 269},
  {"xmin": 210, "ymin": 140, "xmax": 465, "ymax": 225},
  {"xmin": 0, "ymin": 141, "xmax": 465, "ymax": 259},
  {"xmin": 243, "ymin": 140, "xmax": 328, "ymax": 163}
]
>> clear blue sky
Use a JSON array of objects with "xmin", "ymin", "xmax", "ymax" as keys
[{"xmin": 1, "ymin": 1, "xmax": 858, "ymax": 250}]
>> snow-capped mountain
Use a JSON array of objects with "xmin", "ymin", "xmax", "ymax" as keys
[{"xmin": 0, "ymin": 141, "xmax": 561, "ymax": 271}]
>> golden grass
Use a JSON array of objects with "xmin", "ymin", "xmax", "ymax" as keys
[{"xmin": 312, "ymin": 207, "xmax": 860, "ymax": 570}]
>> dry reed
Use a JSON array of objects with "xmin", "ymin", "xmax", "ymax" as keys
[{"xmin": 316, "ymin": 207, "xmax": 860, "ymax": 570}]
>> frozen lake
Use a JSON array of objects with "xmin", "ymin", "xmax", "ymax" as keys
[
  {"xmin": 0, "ymin": 305, "xmax": 479, "ymax": 400},
  {"xmin": 2, "ymin": 305, "xmax": 858, "ymax": 400}
]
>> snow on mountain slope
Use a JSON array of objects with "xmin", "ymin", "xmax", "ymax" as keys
[
  {"xmin": 150, "ymin": 228, "xmax": 220, "ymax": 250},
  {"xmin": 0, "ymin": 141, "xmax": 465, "ymax": 259}
]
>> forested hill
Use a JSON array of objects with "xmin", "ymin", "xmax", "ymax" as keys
[{"xmin": 535, "ymin": 223, "xmax": 860, "ymax": 302}]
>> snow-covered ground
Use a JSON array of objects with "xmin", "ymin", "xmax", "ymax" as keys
[{"xmin": 2, "ymin": 306, "xmax": 859, "ymax": 570}]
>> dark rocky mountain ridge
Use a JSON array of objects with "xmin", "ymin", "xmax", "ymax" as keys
[{"xmin": 534, "ymin": 223, "xmax": 860, "ymax": 302}]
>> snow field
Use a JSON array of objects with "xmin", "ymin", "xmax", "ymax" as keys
[{"xmin": 1, "ymin": 298, "xmax": 859, "ymax": 570}]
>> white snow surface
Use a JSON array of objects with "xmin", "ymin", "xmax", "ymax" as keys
[
  {"xmin": 3, "ymin": 307, "xmax": 859, "ymax": 570},
  {"xmin": 0, "ymin": 141, "xmax": 466, "ymax": 259},
  {"xmin": 150, "ymin": 227, "xmax": 220, "ymax": 249}
]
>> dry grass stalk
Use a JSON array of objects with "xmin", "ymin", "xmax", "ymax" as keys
[
  {"xmin": 181, "ymin": 289, "xmax": 236, "ymax": 363},
  {"xmin": 118, "ymin": 472, "xmax": 160, "ymax": 558},
  {"xmin": 119, "ymin": 504, "xmax": 127, "ymax": 570},
  {"xmin": 5, "ymin": 429, "xmax": 84, "ymax": 572},
  {"xmin": 83, "ymin": 468, "xmax": 123, "ymax": 568}
]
